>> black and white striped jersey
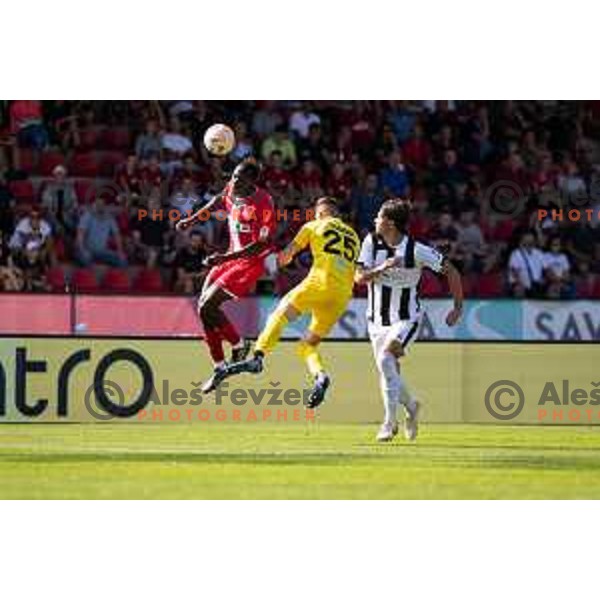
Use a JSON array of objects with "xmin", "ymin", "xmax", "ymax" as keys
[{"xmin": 357, "ymin": 233, "xmax": 445, "ymax": 326}]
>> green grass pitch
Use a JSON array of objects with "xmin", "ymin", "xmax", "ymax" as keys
[{"xmin": 1, "ymin": 423, "xmax": 599, "ymax": 499}]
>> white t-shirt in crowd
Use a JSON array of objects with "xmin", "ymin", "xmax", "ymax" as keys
[
  {"xmin": 289, "ymin": 111, "xmax": 321, "ymax": 138},
  {"xmin": 9, "ymin": 217, "xmax": 52, "ymax": 250},
  {"xmin": 162, "ymin": 133, "xmax": 193, "ymax": 155},
  {"xmin": 543, "ymin": 251, "xmax": 570, "ymax": 279},
  {"xmin": 508, "ymin": 247, "xmax": 545, "ymax": 289}
]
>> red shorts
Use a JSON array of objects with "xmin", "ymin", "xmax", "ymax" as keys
[{"xmin": 205, "ymin": 257, "xmax": 265, "ymax": 298}]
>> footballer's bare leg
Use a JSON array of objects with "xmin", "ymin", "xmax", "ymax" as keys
[{"xmin": 198, "ymin": 284, "xmax": 235, "ymax": 393}]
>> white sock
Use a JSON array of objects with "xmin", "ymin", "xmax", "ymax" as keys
[
  {"xmin": 215, "ymin": 360, "xmax": 226, "ymax": 369},
  {"xmin": 232, "ymin": 338, "xmax": 245, "ymax": 350},
  {"xmin": 379, "ymin": 351, "xmax": 402, "ymax": 424},
  {"xmin": 397, "ymin": 367, "xmax": 416, "ymax": 414}
]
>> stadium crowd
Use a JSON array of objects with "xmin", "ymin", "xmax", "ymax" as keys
[{"xmin": 1, "ymin": 100, "xmax": 600, "ymax": 299}]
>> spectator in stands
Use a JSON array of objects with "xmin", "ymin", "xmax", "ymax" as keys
[
  {"xmin": 543, "ymin": 236, "xmax": 573, "ymax": 298},
  {"xmin": 574, "ymin": 259, "xmax": 597, "ymax": 298},
  {"xmin": 130, "ymin": 196, "xmax": 170, "ymax": 268},
  {"xmin": 230, "ymin": 121, "xmax": 254, "ymax": 162},
  {"xmin": 170, "ymin": 177, "xmax": 201, "ymax": 220},
  {"xmin": 9, "ymin": 209, "xmax": 54, "ymax": 264},
  {"xmin": 429, "ymin": 210, "xmax": 459, "ymax": 256},
  {"xmin": 435, "ymin": 149, "xmax": 465, "ymax": 194},
  {"xmin": 0, "ymin": 231, "xmax": 20, "ymax": 291},
  {"xmin": 557, "ymin": 159, "xmax": 587, "ymax": 202},
  {"xmin": 331, "ymin": 125, "xmax": 354, "ymax": 166},
  {"xmin": 263, "ymin": 150, "xmax": 292, "ymax": 194},
  {"xmin": 141, "ymin": 154, "xmax": 164, "ymax": 189},
  {"xmin": 14, "ymin": 240, "xmax": 49, "ymax": 292},
  {"xmin": 326, "ymin": 162, "xmax": 352, "ymax": 205},
  {"xmin": 386, "ymin": 100, "xmax": 417, "ymax": 144},
  {"xmin": 41, "ymin": 165, "xmax": 79, "ymax": 236},
  {"xmin": 261, "ymin": 125, "xmax": 297, "ymax": 168},
  {"xmin": 289, "ymin": 104, "xmax": 321, "ymax": 139},
  {"xmin": 402, "ymin": 123, "xmax": 432, "ymax": 174},
  {"xmin": 297, "ymin": 123, "xmax": 329, "ymax": 170},
  {"xmin": 294, "ymin": 159, "xmax": 323, "ymax": 199},
  {"xmin": 160, "ymin": 148, "xmax": 184, "ymax": 179},
  {"xmin": 116, "ymin": 154, "xmax": 143, "ymax": 199},
  {"xmin": 379, "ymin": 150, "xmax": 410, "ymax": 198},
  {"xmin": 135, "ymin": 119, "xmax": 163, "ymax": 160},
  {"xmin": 0, "ymin": 173, "xmax": 15, "ymax": 234},
  {"xmin": 161, "ymin": 116, "xmax": 193, "ymax": 157},
  {"xmin": 251, "ymin": 101, "xmax": 283, "ymax": 139},
  {"xmin": 76, "ymin": 197, "xmax": 127, "ymax": 267},
  {"xmin": 455, "ymin": 209, "xmax": 486, "ymax": 273},
  {"xmin": 9, "ymin": 101, "xmax": 48, "ymax": 150},
  {"xmin": 351, "ymin": 173, "xmax": 383, "ymax": 235},
  {"xmin": 174, "ymin": 231, "xmax": 207, "ymax": 293},
  {"xmin": 508, "ymin": 230, "xmax": 546, "ymax": 298}
]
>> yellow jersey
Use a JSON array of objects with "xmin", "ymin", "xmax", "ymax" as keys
[{"xmin": 292, "ymin": 216, "xmax": 360, "ymax": 297}]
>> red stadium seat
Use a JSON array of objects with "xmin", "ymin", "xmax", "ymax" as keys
[
  {"xmin": 576, "ymin": 276, "xmax": 597, "ymax": 299},
  {"xmin": 74, "ymin": 178, "xmax": 95, "ymax": 204},
  {"xmin": 420, "ymin": 271, "xmax": 446, "ymax": 297},
  {"xmin": 8, "ymin": 179, "xmax": 36, "ymax": 202},
  {"xmin": 98, "ymin": 151, "xmax": 127, "ymax": 177},
  {"xmin": 40, "ymin": 151, "xmax": 67, "ymax": 176},
  {"xmin": 72, "ymin": 269, "xmax": 100, "ymax": 292},
  {"xmin": 74, "ymin": 178, "xmax": 116, "ymax": 204},
  {"xmin": 461, "ymin": 274, "xmax": 478, "ymax": 298},
  {"xmin": 490, "ymin": 219, "xmax": 515, "ymax": 243},
  {"xmin": 102, "ymin": 128, "xmax": 131, "ymax": 150},
  {"xmin": 134, "ymin": 269, "xmax": 165, "ymax": 293},
  {"xmin": 592, "ymin": 278, "xmax": 600, "ymax": 299},
  {"xmin": 17, "ymin": 148, "xmax": 36, "ymax": 173},
  {"xmin": 71, "ymin": 153, "xmax": 100, "ymax": 177},
  {"xmin": 477, "ymin": 272, "xmax": 504, "ymax": 298},
  {"xmin": 79, "ymin": 128, "xmax": 102, "ymax": 150},
  {"xmin": 103, "ymin": 268, "xmax": 131, "ymax": 292},
  {"xmin": 46, "ymin": 266, "xmax": 68, "ymax": 292}
]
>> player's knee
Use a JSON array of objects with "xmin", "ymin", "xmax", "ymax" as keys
[
  {"xmin": 198, "ymin": 298, "xmax": 217, "ymax": 325},
  {"xmin": 303, "ymin": 331, "xmax": 321, "ymax": 346},
  {"xmin": 386, "ymin": 340, "xmax": 405, "ymax": 359},
  {"xmin": 283, "ymin": 303, "xmax": 300, "ymax": 322}
]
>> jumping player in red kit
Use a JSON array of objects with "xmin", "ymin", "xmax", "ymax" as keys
[{"xmin": 176, "ymin": 159, "xmax": 276, "ymax": 392}]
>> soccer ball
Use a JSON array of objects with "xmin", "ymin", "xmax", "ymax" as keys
[{"xmin": 204, "ymin": 124, "xmax": 236, "ymax": 156}]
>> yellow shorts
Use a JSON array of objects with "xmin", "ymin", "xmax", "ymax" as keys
[{"xmin": 284, "ymin": 282, "xmax": 351, "ymax": 338}]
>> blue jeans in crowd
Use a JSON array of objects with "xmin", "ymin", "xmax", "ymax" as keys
[
  {"xmin": 17, "ymin": 124, "xmax": 49, "ymax": 150},
  {"xmin": 77, "ymin": 246, "xmax": 128, "ymax": 267}
]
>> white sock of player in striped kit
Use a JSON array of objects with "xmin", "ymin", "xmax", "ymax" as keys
[{"xmin": 378, "ymin": 351, "xmax": 414, "ymax": 425}]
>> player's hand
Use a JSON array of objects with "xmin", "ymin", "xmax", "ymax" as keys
[
  {"xmin": 204, "ymin": 253, "xmax": 226, "ymax": 267},
  {"xmin": 380, "ymin": 257, "xmax": 401, "ymax": 272},
  {"xmin": 276, "ymin": 251, "xmax": 292, "ymax": 269},
  {"xmin": 445, "ymin": 306, "xmax": 463, "ymax": 327}
]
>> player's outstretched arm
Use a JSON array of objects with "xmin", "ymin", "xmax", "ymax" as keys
[
  {"xmin": 205, "ymin": 227, "xmax": 272, "ymax": 267},
  {"xmin": 444, "ymin": 259, "xmax": 463, "ymax": 326},
  {"xmin": 277, "ymin": 241, "xmax": 301, "ymax": 269},
  {"xmin": 354, "ymin": 257, "xmax": 400, "ymax": 285},
  {"xmin": 175, "ymin": 192, "xmax": 225, "ymax": 232}
]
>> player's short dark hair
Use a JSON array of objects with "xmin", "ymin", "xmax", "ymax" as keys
[
  {"xmin": 315, "ymin": 196, "xmax": 339, "ymax": 214},
  {"xmin": 234, "ymin": 158, "xmax": 262, "ymax": 183},
  {"xmin": 380, "ymin": 198, "xmax": 411, "ymax": 232}
]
